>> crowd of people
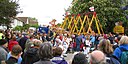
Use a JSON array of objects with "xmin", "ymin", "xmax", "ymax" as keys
[{"xmin": 0, "ymin": 27, "xmax": 128, "ymax": 64}]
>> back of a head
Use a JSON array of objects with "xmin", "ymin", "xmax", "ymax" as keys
[
  {"xmin": 53, "ymin": 47, "xmax": 63, "ymax": 57},
  {"xmin": 89, "ymin": 50, "xmax": 106, "ymax": 64},
  {"xmin": 0, "ymin": 39, "xmax": 8, "ymax": 46},
  {"xmin": 72, "ymin": 53, "xmax": 88, "ymax": 64},
  {"xmin": 119, "ymin": 36, "xmax": 128, "ymax": 45},
  {"xmin": 11, "ymin": 45, "xmax": 22, "ymax": 56},
  {"xmin": 98, "ymin": 39, "xmax": 113, "ymax": 54},
  {"xmin": 33, "ymin": 39, "xmax": 42, "ymax": 47},
  {"xmin": 11, "ymin": 35, "xmax": 17, "ymax": 41},
  {"xmin": 38, "ymin": 42, "xmax": 53, "ymax": 60}
]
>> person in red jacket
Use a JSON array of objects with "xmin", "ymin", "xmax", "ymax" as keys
[{"xmin": 8, "ymin": 35, "xmax": 19, "ymax": 51}]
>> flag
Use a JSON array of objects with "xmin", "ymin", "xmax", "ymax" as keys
[{"xmin": 89, "ymin": 6, "xmax": 94, "ymax": 11}]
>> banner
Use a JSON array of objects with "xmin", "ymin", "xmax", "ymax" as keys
[{"xmin": 113, "ymin": 26, "xmax": 124, "ymax": 33}]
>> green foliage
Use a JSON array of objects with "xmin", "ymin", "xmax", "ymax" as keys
[
  {"xmin": 0, "ymin": 0, "xmax": 21, "ymax": 26},
  {"xmin": 13, "ymin": 26, "xmax": 23, "ymax": 31},
  {"xmin": 69, "ymin": 0, "xmax": 128, "ymax": 33},
  {"xmin": 23, "ymin": 24, "xmax": 30, "ymax": 30},
  {"xmin": 13, "ymin": 24, "xmax": 30, "ymax": 31},
  {"xmin": 30, "ymin": 24, "xmax": 39, "ymax": 29}
]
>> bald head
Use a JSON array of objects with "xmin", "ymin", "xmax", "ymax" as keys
[{"xmin": 90, "ymin": 50, "xmax": 106, "ymax": 64}]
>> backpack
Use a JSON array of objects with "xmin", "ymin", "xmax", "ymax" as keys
[
  {"xmin": 119, "ymin": 47, "xmax": 128, "ymax": 64},
  {"xmin": 106, "ymin": 56, "xmax": 121, "ymax": 64}
]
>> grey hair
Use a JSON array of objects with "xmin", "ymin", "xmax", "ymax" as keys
[{"xmin": 38, "ymin": 42, "xmax": 53, "ymax": 60}]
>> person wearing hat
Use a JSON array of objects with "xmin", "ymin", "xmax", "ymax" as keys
[{"xmin": 0, "ymin": 39, "xmax": 8, "ymax": 64}]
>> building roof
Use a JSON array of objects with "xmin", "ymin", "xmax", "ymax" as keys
[{"xmin": 17, "ymin": 17, "xmax": 28, "ymax": 23}]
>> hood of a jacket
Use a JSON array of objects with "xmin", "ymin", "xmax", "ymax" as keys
[
  {"xmin": 119, "ymin": 44, "xmax": 128, "ymax": 50},
  {"xmin": 26, "ymin": 48, "xmax": 38, "ymax": 56}
]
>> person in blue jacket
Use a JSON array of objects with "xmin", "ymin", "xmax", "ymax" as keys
[{"xmin": 113, "ymin": 36, "xmax": 128, "ymax": 61}]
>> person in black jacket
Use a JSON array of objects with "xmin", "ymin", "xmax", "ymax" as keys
[
  {"xmin": 34, "ymin": 42, "xmax": 53, "ymax": 64},
  {"xmin": 19, "ymin": 34, "xmax": 29, "ymax": 52},
  {"xmin": 41, "ymin": 32, "xmax": 48, "ymax": 42},
  {"xmin": 6, "ymin": 45, "xmax": 22, "ymax": 64},
  {"xmin": 22, "ymin": 39, "xmax": 41, "ymax": 64}
]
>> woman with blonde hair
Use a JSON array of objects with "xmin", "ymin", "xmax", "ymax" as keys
[
  {"xmin": 113, "ymin": 36, "xmax": 128, "ymax": 64},
  {"xmin": 98, "ymin": 39, "xmax": 113, "ymax": 56},
  {"xmin": 98, "ymin": 39, "xmax": 120, "ymax": 64}
]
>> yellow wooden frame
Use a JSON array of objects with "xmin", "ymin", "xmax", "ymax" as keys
[
  {"xmin": 68, "ymin": 16, "xmax": 74, "ymax": 30},
  {"xmin": 61, "ymin": 12, "xmax": 104, "ymax": 35},
  {"xmin": 71, "ymin": 15, "xmax": 79, "ymax": 34}
]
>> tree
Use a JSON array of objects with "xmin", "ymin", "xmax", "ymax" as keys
[
  {"xmin": 13, "ymin": 25, "xmax": 23, "ymax": 31},
  {"xmin": 23, "ymin": 24, "xmax": 30, "ymax": 30},
  {"xmin": 68, "ymin": 0, "xmax": 128, "ymax": 33},
  {"xmin": 0, "ymin": 0, "xmax": 21, "ymax": 28},
  {"xmin": 30, "ymin": 24, "xmax": 39, "ymax": 29}
]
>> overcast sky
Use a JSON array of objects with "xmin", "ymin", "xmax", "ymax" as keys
[{"xmin": 17, "ymin": 0, "xmax": 73, "ymax": 25}]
